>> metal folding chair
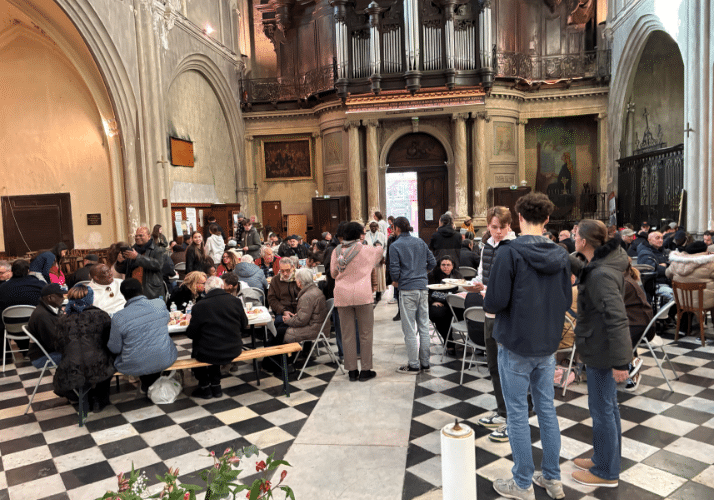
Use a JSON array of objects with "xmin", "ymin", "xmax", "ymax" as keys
[
  {"xmin": 21, "ymin": 326, "xmax": 58, "ymax": 415},
  {"xmin": 2, "ymin": 305, "xmax": 35, "ymax": 372},
  {"xmin": 633, "ymin": 300, "xmax": 679, "ymax": 392},
  {"xmin": 555, "ymin": 316, "xmax": 579, "ymax": 396},
  {"xmin": 460, "ymin": 307, "xmax": 487, "ymax": 384},
  {"xmin": 458, "ymin": 266, "xmax": 477, "ymax": 279},
  {"xmin": 440, "ymin": 293, "xmax": 467, "ymax": 361},
  {"xmin": 297, "ymin": 298, "xmax": 345, "ymax": 379}
]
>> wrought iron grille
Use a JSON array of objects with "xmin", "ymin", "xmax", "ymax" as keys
[
  {"xmin": 495, "ymin": 49, "xmax": 610, "ymax": 81},
  {"xmin": 617, "ymin": 145, "xmax": 684, "ymax": 227},
  {"xmin": 241, "ymin": 64, "xmax": 335, "ymax": 104}
]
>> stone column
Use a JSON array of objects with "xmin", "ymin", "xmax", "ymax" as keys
[
  {"xmin": 346, "ymin": 120, "xmax": 363, "ymax": 221},
  {"xmin": 365, "ymin": 119, "xmax": 380, "ymax": 217},
  {"xmin": 473, "ymin": 111, "xmax": 490, "ymax": 217},
  {"xmin": 517, "ymin": 118, "xmax": 527, "ymax": 186},
  {"xmin": 596, "ymin": 113, "xmax": 609, "ymax": 193},
  {"xmin": 244, "ymin": 136, "xmax": 255, "ymax": 214},
  {"xmin": 313, "ymin": 131, "xmax": 324, "ymax": 195},
  {"xmin": 452, "ymin": 113, "xmax": 468, "ymax": 218}
]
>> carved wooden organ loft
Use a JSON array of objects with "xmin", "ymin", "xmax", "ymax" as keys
[{"xmin": 332, "ymin": 0, "xmax": 495, "ymax": 96}]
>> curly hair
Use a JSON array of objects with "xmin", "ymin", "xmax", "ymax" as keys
[{"xmin": 514, "ymin": 192, "xmax": 554, "ymax": 225}]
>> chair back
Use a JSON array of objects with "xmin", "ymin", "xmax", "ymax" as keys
[
  {"xmin": 633, "ymin": 300, "xmax": 675, "ymax": 355},
  {"xmin": 446, "ymin": 293, "xmax": 466, "ymax": 326},
  {"xmin": 2, "ymin": 305, "xmax": 35, "ymax": 335},
  {"xmin": 463, "ymin": 306, "xmax": 485, "ymax": 323},
  {"xmin": 21, "ymin": 326, "xmax": 58, "ymax": 369},
  {"xmin": 672, "ymin": 281, "xmax": 707, "ymax": 312},
  {"xmin": 175, "ymin": 262, "xmax": 186, "ymax": 271},
  {"xmin": 458, "ymin": 266, "xmax": 477, "ymax": 279},
  {"xmin": 317, "ymin": 264, "xmax": 325, "ymax": 273},
  {"xmin": 632, "ymin": 264, "xmax": 654, "ymax": 272},
  {"xmin": 239, "ymin": 286, "xmax": 265, "ymax": 306}
]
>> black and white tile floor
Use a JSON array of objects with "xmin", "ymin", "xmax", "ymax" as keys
[{"xmin": 1, "ymin": 321, "xmax": 714, "ymax": 500}]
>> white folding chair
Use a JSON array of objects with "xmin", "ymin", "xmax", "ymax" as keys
[
  {"xmin": 555, "ymin": 316, "xmax": 578, "ymax": 396},
  {"xmin": 458, "ymin": 266, "xmax": 477, "ymax": 279},
  {"xmin": 460, "ymin": 307, "xmax": 488, "ymax": 384},
  {"xmin": 2, "ymin": 305, "xmax": 35, "ymax": 372},
  {"xmin": 633, "ymin": 300, "xmax": 679, "ymax": 392},
  {"xmin": 298, "ymin": 298, "xmax": 345, "ymax": 379},
  {"xmin": 21, "ymin": 326, "xmax": 59, "ymax": 414},
  {"xmin": 441, "ymin": 293, "xmax": 467, "ymax": 361},
  {"xmin": 317, "ymin": 264, "xmax": 325, "ymax": 274},
  {"xmin": 174, "ymin": 262, "xmax": 186, "ymax": 272}
]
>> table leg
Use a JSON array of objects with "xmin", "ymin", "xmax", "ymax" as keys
[
  {"xmin": 281, "ymin": 353, "xmax": 290, "ymax": 397},
  {"xmin": 250, "ymin": 325, "xmax": 260, "ymax": 386}
]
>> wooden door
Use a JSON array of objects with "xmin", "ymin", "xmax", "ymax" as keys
[
  {"xmin": 492, "ymin": 187, "xmax": 531, "ymax": 233},
  {"xmin": 312, "ymin": 197, "xmax": 350, "ymax": 240},
  {"xmin": 262, "ymin": 201, "xmax": 283, "ymax": 238},
  {"xmin": 417, "ymin": 168, "xmax": 448, "ymax": 243},
  {"xmin": 2, "ymin": 193, "xmax": 73, "ymax": 257}
]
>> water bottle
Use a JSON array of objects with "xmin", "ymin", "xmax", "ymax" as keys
[
  {"xmin": 169, "ymin": 302, "xmax": 177, "ymax": 313},
  {"xmin": 185, "ymin": 301, "xmax": 193, "ymax": 321}
]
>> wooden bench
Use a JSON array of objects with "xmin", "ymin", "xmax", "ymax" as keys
[{"xmin": 80, "ymin": 343, "xmax": 302, "ymax": 427}]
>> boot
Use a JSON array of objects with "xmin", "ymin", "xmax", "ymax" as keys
[
  {"xmin": 375, "ymin": 292, "xmax": 382, "ymax": 303},
  {"xmin": 210, "ymin": 384, "xmax": 223, "ymax": 398},
  {"xmin": 192, "ymin": 385, "xmax": 213, "ymax": 399},
  {"xmin": 393, "ymin": 311, "xmax": 401, "ymax": 321}
]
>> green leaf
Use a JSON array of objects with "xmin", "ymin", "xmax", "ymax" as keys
[{"xmin": 267, "ymin": 459, "xmax": 290, "ymax": 470}]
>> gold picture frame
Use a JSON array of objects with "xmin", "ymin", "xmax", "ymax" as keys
[{"xmin": 261, "ymin": 136, "xmax": 313, "ymax": 181}]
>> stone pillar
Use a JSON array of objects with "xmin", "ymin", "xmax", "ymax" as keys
[
  {"xmin": 517, "ymin": 118, "xmax": 527, "ymax": 186},
  {"xmin": 365, "ymin": 119, "xmax": 380, "ymax": 217},
  {"xmin": 452, "ymin": 113, "xmax": 468, "ymax": 218},
  {"xmin": 596, "ymin": 113, "xmax": 609, "ymax": 193},
  {"xmin": 313, "ymin": 131, "xmax": 324, "ymax": 195},
  {"xmin": 244, "ymin": 135, "xmax": 255, "ymax": 214},
  {"xmin": 473, "ymin": 111, "xmax": 490, "ymax": 217},
  {"xmin": 625, "ymin": 99, "xmax": 635, "ymax": 157},
  {"xmin": 346, "ymin": 120, "xmax": 363, "ymax": 221}
]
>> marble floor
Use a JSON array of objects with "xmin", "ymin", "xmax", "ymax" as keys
[{"xmin": 1, "ymin": 296, "xmax": 714, "ymax": 500}]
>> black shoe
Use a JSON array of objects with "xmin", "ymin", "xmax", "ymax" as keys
[
  {"xmin": 192, "ymin": 385, "xmax": 213, "ymax": 399},
  {"xmin": 375, "ymin": 292, "xmax": 382, "ymax": 303},
  {"xmin": 348, "ymin": 370, "xmax": 360, "ymax": 381},
  {"xmin": 359, "ymin": 370, "xmax": 376, "ymax": 382},
  {"xmin": 93, "ymin": 398, "xmax": 110, "ymax": 413},
  {"xmin": 393, "ymin": 312, "xmax": 401, "ymax": 321},
  {"xmin": 210, "ymin": 384, "xmax": 223, "ymax": 398}
]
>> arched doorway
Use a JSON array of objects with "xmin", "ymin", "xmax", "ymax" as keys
[{"xmin": 386, "ymin": 133, "xmax": 448, "ymax": 242}]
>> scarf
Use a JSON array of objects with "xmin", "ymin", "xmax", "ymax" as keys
[
  {"xmin": 66, "ymin": 286, "xmax": 94, "ymax": 315},
  {"xmin": 334, "ymin": 240, "xmax": 361, "ymax": 275}
]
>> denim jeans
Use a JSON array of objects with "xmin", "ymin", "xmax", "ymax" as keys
[
  {"xmin": 31, "ymin": 352, "xmax": 62, "ymax": 369},
  {"xmin": 657, "ymin": 283, "xmax": 674, "ymax": 302},
  {"xmin": 498, "ymin": 345, "xmax": 561, "ymax": 489},
  {"xmin": 399, "ymin": 289, "xmax": 431, "ymax": 368},
  {"xmin": 586, "ymin": 367, "xmax": 622, "ymax": 481}
]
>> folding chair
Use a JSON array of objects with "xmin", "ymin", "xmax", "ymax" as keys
[
  {"xmin": 633, "ymin": 300, "xmax": 679, "ymax": 392},
  {"xmin": 460, "ymin": 307, "xmax": 488, "ymax": 384},
  {"xmin": 555, "ymin": 316, "xmax": 579, "ymax": 396},
  {"xmin": 297, "ymin": 298, "xmax": 345, "ymax": 380},
  {"xmin": 2, "ymin": 305, "xmax": 35, "ymax": 372},
  {"xmin": 458, "ymin": 266, "xmax": 477, "ymax": 279},
  {"xmin": 441, "ymin": 293, "xmax": 467, "ymax": 362},
  {"xmin": 21, "ymin": 326, "xmax": 58, "ymax": 415}
]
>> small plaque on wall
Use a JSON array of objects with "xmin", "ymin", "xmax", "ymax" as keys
[{"xmin": 87, "ymin": 213, "xmax": 102, "ymax": 225}]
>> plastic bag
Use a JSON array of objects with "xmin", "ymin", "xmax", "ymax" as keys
[{"xmin": 148, "ymin": 371, "xmax": 182, "ymax": 404}]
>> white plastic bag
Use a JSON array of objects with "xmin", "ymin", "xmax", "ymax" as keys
[{"xmin": 147, "ymin": 371, "xmax": 182, "ymax": 404}]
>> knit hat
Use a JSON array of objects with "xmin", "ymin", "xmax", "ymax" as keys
[{"xmin": 66, "ymin": 286, "xmax": 94, "ymax": 315}]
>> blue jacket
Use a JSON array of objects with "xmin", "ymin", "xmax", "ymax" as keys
[
  {"xmin": 389, "ymin": 233, "xmax": 436, "ymax": 291},
  {"xmin": 108, "ymin": 296, "xmax": 177, "ymax": 375},
  {"xmin": 636, "ymin": 241, "xmax": 668, "ymax": 284},
  {"xmin": 234, "ymin": 262, "xmax": 268, "ymax": 291},
  {"xmin": 484, "ymin": 235, "xmax": 572, "ymax": 357}
]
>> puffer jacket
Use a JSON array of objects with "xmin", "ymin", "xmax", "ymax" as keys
[
  {"xmin": 284, "ymin": 282, "xmax": 328, "ymax": 343},
  {"xmin": 571, "ymin": 239, "xmax": 632, "ymax": 370},
  {"xmin": 234, "ymin": 262, "xmax": 269, "ymax": 291},
  {"xmin": 53, "ymin": 306, "xmax": 115, "ymax": 392},
  {"xmin": 108, "ymin": 296, "xmax": 178, "ymax": 376},
  {"xmin": 666, "ymin": 251, "xmax": 714, "ymax": 309}
]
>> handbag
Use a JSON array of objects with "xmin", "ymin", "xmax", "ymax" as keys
[{"xmin": 147, "ymin": 371, "xmax": 182, "ymax": 404}]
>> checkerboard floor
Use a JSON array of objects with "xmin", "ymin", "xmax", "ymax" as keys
[
  {"xmin": 2, "ymin": 320, "xmax": 714, "ymax": 500},
  {"xmin": 402, "ymin": 330, "xmax": 714, "ymax": 500}
]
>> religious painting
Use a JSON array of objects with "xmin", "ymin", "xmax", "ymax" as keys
[
  {"xmin": 535, "ymin": 118, "xmax": 578, "ymax": 219},
  {"xmin": 262, "ymin": 137, "xmax": 313, "ymax": 181},
  {"xmin": 493, "ymin": 122, "xmax": 515, "ymax": 157}
]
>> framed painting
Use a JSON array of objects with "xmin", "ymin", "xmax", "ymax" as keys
[{"xmin": 262, "ymin": 137, "xmax": 313, "ymax": 181}]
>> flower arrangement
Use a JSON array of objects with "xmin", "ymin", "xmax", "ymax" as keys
[{"xmin": 96, "ymin": 445, "xmax": 294, "ymax": 500}]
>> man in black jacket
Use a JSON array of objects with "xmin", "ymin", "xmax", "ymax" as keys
[
  {"xmin": 27, "ymin": 283, "xmax": 64, "ymax": 368},
  {"xmin": 485, "ymin": 193, "xmax": 571, "ymax": 500},
  {"xmin": 459, "ymin": 239, "xmax": 480, "ymax": 270},
  {"xmin": 186, "ymin": 276, "xmax": 247, "ymax": 399},
  {"xmin": 115, "ymin": 227, "xmax": 171, "ymax": 300},
  {"xmin": 429, "ymin": 214, "xmax": 461, "ymax": 268},
  {"xmin": 637, "ymin": 231, "xmax": 673, "ymax": 302}
]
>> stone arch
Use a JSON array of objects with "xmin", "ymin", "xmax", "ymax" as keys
[
  {"xmin": 379, "ymin": 125, "xmax": 455, "ymax": 213},
  {"xmin": 167, "ymin": 54, "xmax": 247, "ymax": 206},
  {"xmin": 608, "ymin": 14, "xmax": 673, "ymax": 191}
]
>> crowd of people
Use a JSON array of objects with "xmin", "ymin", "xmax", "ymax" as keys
[{"xmin": 1, "ymin": 200, "xmax": 707, "ymax": 498}]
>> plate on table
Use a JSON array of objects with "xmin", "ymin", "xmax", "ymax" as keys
[{"xmin": 428, "ymin": 283, "xmax": 455, "ymax": 290}]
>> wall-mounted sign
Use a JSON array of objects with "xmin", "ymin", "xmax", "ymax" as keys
[
  {"xmin": 425, "ymin": 209, "xmax": 433, "ymax": 221},
  {"xmin": 87, "ymin": 214, "xmax": 102, "ymax": 225}
]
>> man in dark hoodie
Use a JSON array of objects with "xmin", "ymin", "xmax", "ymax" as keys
[
  {"xmin": 627, "ymin": 221, "xmax": 650, "ymax": 257},
  {"xmin": 485, "ymin": 193, "xmax": 571, "ymax": 500},
  {"xmin": 429, "ymin": 214, "xmax": 461, "ymax": 268}
]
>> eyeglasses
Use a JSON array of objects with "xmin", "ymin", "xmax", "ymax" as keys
[{"xmin": 106, "ymin": 287, "xmax": 114, "ymax": 298}]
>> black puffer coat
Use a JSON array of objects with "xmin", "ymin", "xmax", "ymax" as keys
[
  {"xmin": 429, "ymin": 225, "xmax": 462, "ymax": 268},
  {"xmin": 571, "ymin": 239, "xmax": 632, "ymax": 370},
  {"xmin": 53, "ymin": 306, "xmax": 115, "ymax": 392},
  {"xmin": 186, "ymin": 289, "xmax": 247, "ymax": 365}
]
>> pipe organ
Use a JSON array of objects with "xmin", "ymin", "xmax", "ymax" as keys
[{"xmin": 333, "ymin": 0, "xmax": 494, "ymax": 98}]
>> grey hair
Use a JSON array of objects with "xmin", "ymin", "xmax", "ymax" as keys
[
  {"xmin": 295, "ymin": 268, "xmax": 314, "ymax": 286},
  {"xmin": 241, "ymin": 254, "xmax": 254, "ymax": 263},
  {"xmin": 288, "ymin": 256, "xmax": 299, "ymax": 268},
  {"xmin": 0, "ymin": 260, "xmax": 9, "ymax": 271},
  {"xmin": 260, "ymin": 245, "xmax": 272, "ymax": 257},
  {"xmin": 205, "ymin": 276, "xmax": 224, "ymax": 293}
]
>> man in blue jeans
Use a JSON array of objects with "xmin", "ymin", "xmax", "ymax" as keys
[
  {"xmin": 484, "ymin": 193, "xmax": 571, "ymax": 500},
  {"xmin": 389, "ymin": 217, "xmax": 436, "ymax": 373}
]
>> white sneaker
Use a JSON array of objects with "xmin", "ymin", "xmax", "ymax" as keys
[
  {"xmin": 493, "ymin": 478, "xmax": 535, "ymax": 500},
  {"xmin": 532, "ymin": 471, "xmax": 565, "ymax": 499},
  {"xmin": 477, "ymin": 412, "xmax": 506, "ymax": 429}
]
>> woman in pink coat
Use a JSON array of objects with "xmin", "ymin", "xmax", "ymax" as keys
[{"xmin": 331, "ymin": 222, "xmax": 384, "ymax": 382}]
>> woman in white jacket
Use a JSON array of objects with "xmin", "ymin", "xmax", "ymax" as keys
[{"xmin": 205, "ymin": 223, "xmax": 226, "ymax": 264}]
